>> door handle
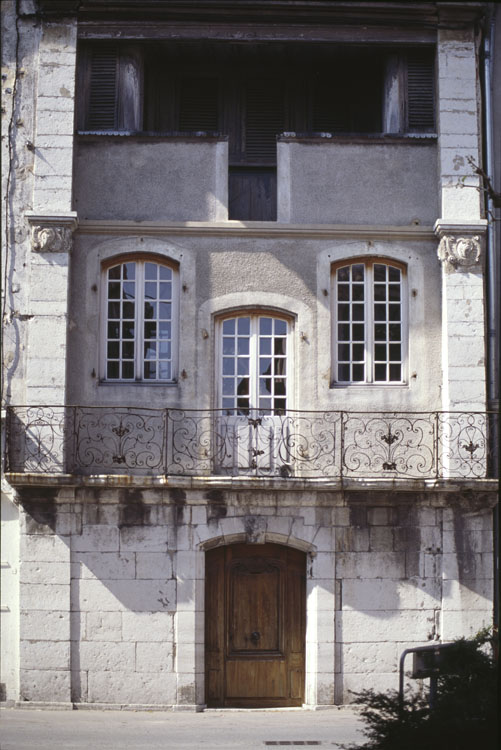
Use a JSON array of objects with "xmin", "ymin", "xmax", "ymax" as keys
[{"xmin": 250, "ymin": 631, "xmax": 260, "ymax": 643}]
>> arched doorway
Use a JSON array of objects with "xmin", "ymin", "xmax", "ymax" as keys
[{"xmin": 205, "ymin": 542, "xmax": 306, "ymax": 707}]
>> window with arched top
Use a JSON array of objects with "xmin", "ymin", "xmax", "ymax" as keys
[
  {"xmin": 331, "ymin": 259, "xmax": 407, "ymax": 385},
  {"xmin": 217, "ymin": 312, "xmax": 292, "ymax": 414},
  {"xmin": 101, "ymin": 255, "xmax": 179, "ymax": 382},
  {"xmin": 215, "ymin": 311, "xmax": 294, "ymax": 475}
]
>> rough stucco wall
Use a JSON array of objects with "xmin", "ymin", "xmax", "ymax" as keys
[
  {"xmin": 73, "ymin": 139, "xmax": 228, "ymax": 222},
  {"xmin": 15, "ymin": 487, "xmax": 494, "ymax": 706},
  {"xmin": 67, "ymin": 233, "xmax": 442, "ymax": 413},
  {"xmin": 278, "ymin": 142, "xmax": 439, "ymax": 226},
  {"xmin": 73, "ymin": 139, "xmax": 438, "ymax": 226}
]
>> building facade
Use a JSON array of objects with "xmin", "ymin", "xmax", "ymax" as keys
[{"xmin": 1, "ymin": 1, "xmax": 499, "ymax": 709}]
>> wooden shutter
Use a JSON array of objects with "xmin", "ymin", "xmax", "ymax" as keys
[
  {"xmin": 407, "ymin": 51, "xmax": 435, "ymax": 131},
  {"xmin": 179, "ymin": 77, "xmax": 219, "ymax": 131},
  {"xmin": 312, "ymin": 78, "xmax": 349, "ymax": 133},
  {"xmin": 244, "ymin": 80, "xmax": 284, "ymax": 162},
  {"xmin": 87, "ymin": 45, "xmax": 118, "ymax": 130}
]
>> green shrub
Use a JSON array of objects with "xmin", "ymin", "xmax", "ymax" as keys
[{"xmin": 350, "ymin": 630, "xmax": 498, "ymax": 750}]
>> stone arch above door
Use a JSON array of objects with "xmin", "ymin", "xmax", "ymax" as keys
[{"xmin": 199, "ymin": 531, "xmax": 317, "ymax": 555}]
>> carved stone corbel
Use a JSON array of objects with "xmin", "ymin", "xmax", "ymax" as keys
[
  {"xmin": 437, "ymin": 234, "xmax": 483, "ymax": 272},
  {"xmin": 434, "ymin": 220, "xmax": 487, "ymax": 273},
  {"xmin": 25, "ymin": 212, "xmax": 78, "ymax": 253},
  {"xmin": 31, "ymin": 225, "xmax": 74, "ymax": 253}
]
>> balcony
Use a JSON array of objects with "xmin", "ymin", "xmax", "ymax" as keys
[
  {"xmin": 3, "ymin": 407, "xmax": 497, "ymax": 484},
  {"xmin": 74, "ymin": 134, "xmax": 229, "ymax": 222}
]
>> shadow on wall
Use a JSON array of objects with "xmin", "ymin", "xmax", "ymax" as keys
[
  {"xmin": 15, "ymin": 486, "xmax": 494, "ymax": 613},
  {"xmin": 15, "ymin": 485, "xmax": 494, "ymax": 705}
]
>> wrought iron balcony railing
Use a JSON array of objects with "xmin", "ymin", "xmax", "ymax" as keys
[{"xmin": 3, "ymin": 406, "xmax": 497, "ymax": 481}]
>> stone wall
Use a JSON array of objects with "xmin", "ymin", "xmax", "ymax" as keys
[{"xmin": 15, "ymin": 485, "xmax": 494, "ymax": 708}]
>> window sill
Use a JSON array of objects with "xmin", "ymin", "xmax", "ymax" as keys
[
  {"xmin": 330, "ymin": 383, "xmax": 409, "ymax": 389},
  {"xmin": 98, "ymin": 380, "xmax": 179, "ymax": 387}
]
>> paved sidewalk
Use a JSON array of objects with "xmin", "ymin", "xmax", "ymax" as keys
[{"xmin": 0, "ymin": 707, "xmax": 366, "ymax": 750}]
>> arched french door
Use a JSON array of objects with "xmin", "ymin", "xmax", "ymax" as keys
[
  {"xmin": 205, "ymin": 543, "xmax": 306, "ymax": 707},
  {"xmin": 215, "ymin": 313, "xmax": 293, "ymax": 475}
]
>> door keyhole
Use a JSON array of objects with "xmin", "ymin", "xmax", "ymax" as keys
[{"xmin": 251, "ymin": 631, "xmax": 260, "ymax": 643}]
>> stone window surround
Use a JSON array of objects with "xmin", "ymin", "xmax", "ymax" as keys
[
  {"xmin": 330, "ymin": 257, "xmax": 408, "ymax": 386},
  {"xmin": 100, "ymin": 253, "xmax": 180, "ymax": 383},
  {"xmin": 215, "ymin": 311, "xmax": 294, "ymax": 413}
]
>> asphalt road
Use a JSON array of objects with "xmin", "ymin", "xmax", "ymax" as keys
[{"xmin": 0, "ymin": 707, "xmax": 366, "ymax": 750}]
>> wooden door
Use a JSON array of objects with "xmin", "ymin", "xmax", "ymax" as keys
[{"xmin": 205, "ymin": 543, "xmax": 305, "ymax": 708}]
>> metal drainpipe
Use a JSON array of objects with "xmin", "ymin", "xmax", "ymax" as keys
[{"xmin": 482, "ymin": 9, "xmax": 499, "ymax": 633}]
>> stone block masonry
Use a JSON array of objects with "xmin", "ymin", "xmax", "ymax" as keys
[
  {"xmin": 33, "ymin": 21, "xmax": 77, "ymax": 214},
  {"xmin": 435, "ymin": 28, "xmax": 488, "ymax": 415},
  {"xmin": 14, "ymin": 485, "xmax": 495, "ymax": 708}
]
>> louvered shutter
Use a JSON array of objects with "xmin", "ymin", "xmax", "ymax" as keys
[
  {"xmin": 88, "ymin": 46, "xmax": 118, "ymax": 130},
  {"xmin": 179, "ymin": 77, "xmax": 219, "ymax": 131},
  {"xmin": 312, "ymin": 79, "xmax": 350, "ymax": 133},
  {"xmin": 244, "ymin": 80, "xmax": 284, "ymax": 162},
  {"xmin": 407, "ymin": 51, "xmax": 435, "ymax": 131}
]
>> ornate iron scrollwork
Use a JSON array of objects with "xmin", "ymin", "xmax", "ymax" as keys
[{"xmin": 4, "ymin": 406, "xmax": 493, "ymax": 480}]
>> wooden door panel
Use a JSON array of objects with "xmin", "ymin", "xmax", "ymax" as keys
[
  {"xmin": 226, "ymin": 660, "xmax": 286, "ymax": 698},
  {"xmin": 288, "ymin": 568, "xmax": 306, "ymax": 654},
  {"xmin": 229, "ymin": 564, "xmax": 281, "ymax": 653},
  {"xmin": 228, "ymin": 168, "xmax": 277, "ymax": 221},
  {"xmin": 205, "ymin": 543, "xmax": 305, "ymax": 707},
  {"xmin": 205, "ymin": 548, "xmax": 224, "ymax": 651},
  {"xmin": 205, "ymin": 546, "xmax": 225, "ymax": 704},
  {"xmin": 289, "ymin": 667, "xmax": 304, "ymax": 699},
  {"xmin": 206, "ymin": 668, "xmax": 222, "ymax": 702}
]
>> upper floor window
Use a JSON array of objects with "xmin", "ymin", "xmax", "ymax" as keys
[
  {"xmin": 332, "ymin": 259, "xmax": 407, "ymax": 385},
  {"xmin": 102, "ymin": 256, "xmax": 179, "ymax": 382},
  {"xmin": 218, "ymin": 313, "xmax": 291, "ymax": 414}
]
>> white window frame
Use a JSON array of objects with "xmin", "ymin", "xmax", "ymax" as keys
[
  {"xmin": 100, "ymin": 255, "xmax": 179, "ymax": 383},
  {"xmin": 215, "ymin": 312, "xmax": 294, "ymax": 413},
  {"xmin": 331, "ymin": 258, "xmax": 408, "ymax": 385}
]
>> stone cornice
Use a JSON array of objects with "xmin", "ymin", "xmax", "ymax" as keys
[
  {"xmin": 4, "ymin": 472, "xmax": 499, "ymax": 499},
  {"xmin": 434, "ymin": 220, "xmax": 488, "ymax": 236},
  {"xmin": 77, "ymin": 220, "xmax": 436, "ymax": 241},
  {"xmin": 26, "ymin": 212, "xmax": 78, "ymax": 253},
  {"xmin": 75, "ymin": 1, "xmax": 485, "ymax": 29}
]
